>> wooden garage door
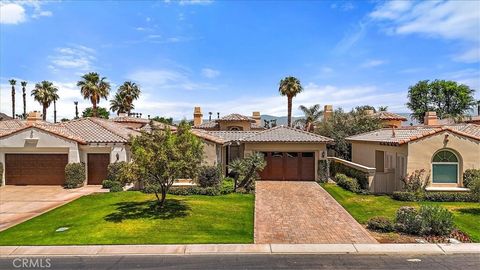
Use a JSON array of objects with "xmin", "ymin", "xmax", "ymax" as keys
[
  {"xmin": 260, "ymin": 152, "xmax": 315, "ymax": 181},
  {"xmin": 87, "ymin": 154, "xmax": 110, "ymax": 185},
  {"xmin": 5, "ymin": 154, "xmax": 68, "ymax": 185}
]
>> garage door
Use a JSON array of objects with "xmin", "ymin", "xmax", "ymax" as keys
[
  {"xmin": 87, "ymin": 153, "xmax": 110, "ymax": 185},
  {"xmin": 5, "ymin": 154, "xmax": 68, "ymax": 185},
  {"xmin": 260, "ymin": 152, "xmax": 315, "ymax": 181}
]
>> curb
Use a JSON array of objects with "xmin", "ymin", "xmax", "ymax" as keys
[{"xmin": 1, "ymin": 243, "xmax": 479, "ymax": 257}]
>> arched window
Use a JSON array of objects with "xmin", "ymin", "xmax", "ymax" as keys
[
  {"xmin": 432, "ymin": 150, "xmax": 459, "ymax": 184},
  {"xmin": 228, "ymin": 126, "xmax": 242, "ymax": 131}
]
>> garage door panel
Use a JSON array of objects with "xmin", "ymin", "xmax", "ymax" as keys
[
  {"xmin": 260, "ymin": 152, "xmax": 315, "ymax": 181},
  {"xmin": 5, "ymin": 154, "xmax": 68, "ymax": 185}
]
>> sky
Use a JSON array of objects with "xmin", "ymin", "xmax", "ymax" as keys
[{"xmin": 1, "ymin": 0, "xmax": 479, "ymax": 121}]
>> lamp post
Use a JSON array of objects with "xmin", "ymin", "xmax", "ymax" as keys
[{"xmin": 74, "ymin": 101, "xmax": 79, "ymax": 119}]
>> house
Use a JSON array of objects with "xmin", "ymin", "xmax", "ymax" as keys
[
  {"xmin": 366, "ymin": 110, "xmax": 407, "ymax": 128},
  {"xmin": 192, "ymin": 107, "xmax": 333, "ymax": 181},
  {"xmin": 0, "ymin": 112, "xmax": 12, "ymax": 121},
  {"xmin": 0, "ymin": 111, "xmax": 138, "ymax": 186},
  {"xmin": 111, "ymin": 113, "xmax": 177, "ymax": 132},
  {"xmin": 346, "ymin": 111, "xmax": 480, "ymax": 194}
]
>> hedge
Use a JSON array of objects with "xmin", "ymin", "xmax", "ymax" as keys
[
  {"xmin": 463, "ymin": 169, "xmax": 480, "ymax": 188},
  {"xmin": 317, "ymin": 160, "xmax": 329, "ymax": 183},
  {"xmin": 64, "ymin": 163, "xmax": 85, "ymax": 189},
  {"xmin": 392, "ymin": 191, "xmax": 423, "ymax": 202},
  {"xmin": 392, "ymin": 191, "xmax": 476, "ymax": 202},
  {"xmin": 335, "ymin": 173, "xmax": 360, "ymax": 193},
  {"xmin": 329, "ymin": 160, "xmax": 369, "ymax": 189},
  {"xmin": 168, "ymin": 186, "xmax": 222, "ymax": 196}
]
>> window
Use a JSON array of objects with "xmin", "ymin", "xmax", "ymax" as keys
[
  {"xmin": 228, "ymin": 126, "xmax": 243, "ymax": 131},
  {"xmin": 375, "ymin": 151, "xmax": 385, "ymax": 173},
  {"xmin": 432, "ymin": 150, "xmax": 459, "ymax": 184}
]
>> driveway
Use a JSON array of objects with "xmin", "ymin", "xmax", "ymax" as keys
[
  {"xmin": 255, "ymin": 181, "xmax": 377, "ymax": 244},
  {"xmin": 0, "ymin": 185, "xmax": 106, "ymax": 231}
]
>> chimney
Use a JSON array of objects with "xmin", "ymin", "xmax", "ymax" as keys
[
  {"xmin": 424, "ymin": 111, "xmax": 438, "ymax": 126},
  {"xmin": 252, "ymin": 111, "xmax": 261, "ymax": 126},
  {"xmin": 364, "ymin": 109, "xmax": 374, "ymax": 115},
  {"xmin": 323, "ymin": 105, "xmax": 333, "ymax": 122},
  {"xmin": 26, "ymin": 111, "xmax": 42, "ymax": 123},
  {"xmin": 118, "ymin": 112, "xmax": 127, "ymax": 117},
  {"xmin": 193, "ymin": 107, "xmax": 203, "ymax": 126}
]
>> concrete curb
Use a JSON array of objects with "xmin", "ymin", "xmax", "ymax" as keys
[{"xmin": 1, "ymin": 243, "xmax": 479, "ymax": 256}]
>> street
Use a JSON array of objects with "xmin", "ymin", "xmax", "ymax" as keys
[{"xmin": 1, "ymin": 254, "xmax": 478, "ymax": 270}]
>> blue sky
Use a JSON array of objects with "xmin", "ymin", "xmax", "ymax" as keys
[{"xmin": 1, "ymin": 0, "xmax": 479, "ymax": 121}]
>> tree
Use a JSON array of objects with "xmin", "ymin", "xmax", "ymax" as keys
[
  {"xmin": 53, "ymin": 95, "xmax": 59, "ymax": 123},
  {"xmin": 21, "ymin": 81, "xmax": 27, "ymax": 119},
  {"xmin": 130, "ymin": 121, "xmax": 203, "ymax": 208},
  {"xmin": 228, "ymin": 153, "xmax": 266, "ymax": 191},
  {"xmin": 9, "ymin": 79, "xmax": 16, "ymax": 118},
  {"xmin": 31, "ymin": 81, "xmax": 59, "ymax": 121},
  {"xmin": 295, "ymin": 104, "xmax": 323, "ymax": 132},
  {"xmin": 315, "ymin": 108, "xmax": 382, "ymax": 160},
  {"xmin": 407, "ymin": 80, "xmax": 476, "ymax": 123},
  {"xmin": 378, "ymin": 106, "xmax": 388, "ymax": 112},
  {"xmin": 82, "ymin": 107, "xmax": 109, "ymax": 119},
  {"xmin": 77, "ymin": 72, "xmax": 111, "ymax": 118},
  {"xmin": 151, "ymin": 116, "xmax": 174, "ymax": 125},
  {"xmin": 110, "ymin": 92, "xmax": 129, "ymax": 115},
  {"xmin": 117, "ymin": 81, "xmax": 141, "ymax": 114},
  {"xmin": 279, "ymin": 76, "xmax": 303, "ymax": 127},
  {"xmin": 355, "ymin": 105, "xmax": 376, "ymax": 113}
]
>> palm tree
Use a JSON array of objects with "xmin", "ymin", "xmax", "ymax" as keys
[
  {"xmin": 21, "ymin": 81, "xmax": 27, "ymax": 119},
  {"xmin": 9, "ymin": 79, "xmax": 16, "ymax": 118},
  {"xmin": 117, "ymin": 81, "xmax": 140, "ymax": 115},
  {"xmin": 77, "ymin": 72, "xmax": 111, "ymax": 117},
  {"xmin": 279, "ymin": 76, "xmax": 303, "ymax": 127},
  {"xmin": 295, "ymin": 104, "xmax": 323, "ymax": 132},
  {"xmin": 110, "ymin": 92, "xmax": 130, "ymax": 115},
  {"xmin": 53, "ymin": 94, "xmax": 59, "ymax": 123},
  {"xmin": 31, "ymin": 81, "xmax": 59, "ymax": 121},
  {"xmin": 378, "ymin": 106, "xmax": 388, "ymax": 112}
]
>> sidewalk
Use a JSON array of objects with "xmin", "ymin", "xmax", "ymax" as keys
[{"xmin": 1, "ymin": 243, "xmax": 479, "ymax": 256}]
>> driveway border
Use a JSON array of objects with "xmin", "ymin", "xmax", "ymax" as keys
[{"xmin": 0, "ymin": 244, "xmax": 478, "ymax": 256}]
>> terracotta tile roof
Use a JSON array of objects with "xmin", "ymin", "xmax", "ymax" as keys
[
  {"xmin": 0, "ymin": 112, "xmax": 13, "ymax": 121},
  {"xmin": 208, "ymin": 131, "xmax": 260, "ymax": 142},
  {"xmin": 372, "ymin": 111, "xmax": 407, "ymax": 121},
  {"xmin": 346, "ymin": 124, "xmax": 480, "ymax": 145},
  {"xmin": 194, "ymin": 120, "xmax": 218, "ymax": 129},
  {"xmin": 240, "ymin": 126, "xmax": 334, "ymax": 143},
  {"xmin": 191, "ymin": 129, "xmax": 226, "ymax": 144},
  {"xmin": 59, "ymin": 118, "xmax": 139, "ymax": 143},
  {"xmin": 216, "ymin": 113, "xmax": 256, "ymax": 122},
  {"xmin": 111, "ymin": 116, "xmax": 150, "ymax": 124},
  {"xmin": 0, "ymin": 120, "xmax": 87, "ymax": 144}
]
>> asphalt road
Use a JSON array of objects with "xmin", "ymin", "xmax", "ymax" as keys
[{"xmin": 1, "ymin": 254, "xmax": 479, "ymax": 270}]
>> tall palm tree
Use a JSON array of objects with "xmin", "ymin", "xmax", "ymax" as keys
[
  {"xmin": 31, "ymin": 81, "xmax": 59, "ymax": 121},
  {"xmin": 9, "ymin": 79, "xmax": 16, "ymax": 118},
  {"xmin": 53, "ymin": 94, "xmax": 59, "ymax": 123},
  {"xmin": 110, "ymin": 92, "xmax": 130, "ymax": 115},
  {"xmin": 279, "ymin": 76, "xmax": 303, "ymax": 127},
  {"xmin": 295, "ymin": 104, "xmax": 323, "ymax": 132},
  {"xmin": 117, "ymin": 81, "xmax": 140, "ymax": 115},
  {"xmin": 21, "ymin": 81, "xmax": 27, "ymax": 119},
  {"xmin": 77, "ymin": 72, "xmax": 111, "ymax": 117}
]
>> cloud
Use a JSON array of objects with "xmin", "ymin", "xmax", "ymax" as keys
[
  {"xmin": 330, "ymin": 1, "xmax": 355, "ymax": 11},
  {"xmin": 361, "ymin": 59, "xmax": 386, "ymax": 68},
  {"xmin": 49, "ymin": 45, "xmax": 96, "ymax": 73},
  {"xmin": 370, "ymin": 1, "xmax": 480, "ymax": 63},
  {"xmin": 178, "ymin": 0, "xmax": 213, "ymax": 5},
  {"xmin": 201, "ymin": 68, "xmax": 220, "ymax": 78},
  {"xmin": 334, "ymin": 20, "xmax": 369, "ymax": 53},
  {"xmin": 0, "ymin": 3, "xmax": 26, "ymax": 24}
]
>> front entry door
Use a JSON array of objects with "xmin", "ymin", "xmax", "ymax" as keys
[{"xmin": 87, "ymin": 154, "xmax": 110, "ymax": 185}]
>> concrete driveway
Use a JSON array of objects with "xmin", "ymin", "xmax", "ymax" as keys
[
  {"xmin": 255, "ymin": 181, "xmax": 377, "ymax": 244},
  {"xmin": 0, "ymin": 185, "xmax": 106, "ymax": 231}
]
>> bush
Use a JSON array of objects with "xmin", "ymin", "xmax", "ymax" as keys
[
  {"xmin": 64, "ymin": 163, "xmax": 85, "ymax": 189},
  {"xmin": 419, "ymin": 205, "xmax": 454, "ymax": 236},
  {"xmin": 106, "ymin": 161, "xmax": 127, "ymax": 182},
  {"xmin": 463, "ymin": 169, "xmax": 480, "ymax": 188},
  {"xmin": 102, "ymin": 179, "xmax": 116, "ymax": 189},
  {"xmin": 167, "ymin": 186, "xmax": 221, "ymax": 196},
  {"xmin": 330, "ymin": 161, "xmax": 369, "ymax": 189},
  {"xmin": 335, "ymin": 173, "xmax": 360, "ymax": 193},
  {"xmin": 401, "ymin": 169, "xmax": 429, "ymax": 193},
  {"xmin": 424, "ymin": 192, "xmax": 477, "ymax": 202},
  {"xmin": 395, "ymin": 206, "xmax": 423, "ymax": 234},
  {"xmin": 317, "ymin": 160, "xmax": 330, "ymax": 183},
  {"xmin": 109, "ymin": 181, "xmax": 123, "ymax": 192},
  {"xmin": 468, "ymin": 177, "xmax": 480, "ymax": 202},
  {"xmin": 198, "ymin": 165, "xmax": 221, "ymax": 188},
  {"xmin": 392, "ymin": 191, "xmax": 423, "ymax": 202},
  {"xmin": 367, "ymin": 216, "xmax": 394, "ymax": 232},
  {"xmin": 220, "ymin": 177, "xmax": 235, "ymax": 194}
]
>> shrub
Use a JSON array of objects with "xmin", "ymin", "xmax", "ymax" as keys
[
  {"xmin": 198, "ymin": 165, "xmax": 221, "ymax": 188},
  {"xmin": 220, "ymin": 177, "xmax": 235, "ymax": 194},
  {"xmin": 419, "ymin": 205, "xmax": 454, "ymax": 236},
  {"xmin": 317, "ymin": 160, "xmax": 330, "ymax": 183},
  {"xmin": 424, "ymin": 192, "xmax": 477, "ymax": 202},
  {"xmin": 468, "ymin": 177, "xmax": 480, "ymax": 202},
  {"xmin": 106, "ymin": 161, "xmax": 127, "ymax": 182},
  {"xmin": 64, "ymin": 163, "xmax": 85, "ymax": 189},
  {"xmin": 395, "ymin": 206, "xmax": 422, "ymax": 234},
  {"xmin": 167, "ymin": 186, "xmax": 221, "ymax": 196},
  {"xmin": 335, "ymin": 173, "xmax": 360, "ymax": 193},
  {"xmin": 463, "ymin": 169, "xmax": 480, "ymax": 188},
  {"xmin": 401, "ymin": 169, "xmax": 429, "ymax": 193},
  {"xmin": 392, "ymin": 191, "xmax": 423, "ymax": 202},
  {"xmin": 367, "ymin": 216, "xmax": 394, "ymax": 232},
  {"xmin": 102, "ymin": 179, "xmax": 116, "ymax": 189},
  {"xmin": 330, "ymin": 161, "xmax": 369, "ymax": 189},
  {"xmin": 109, "ymin": 181, "xmax": 123, "ymax": 192}
]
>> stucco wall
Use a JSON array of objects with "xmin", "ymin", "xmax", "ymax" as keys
[
  {"xmin": 407, "ymin": 131, "xmax": 480, "ymax": 187},
  {"xmin": 351, "ymin": 142, "xmax": 408, "ymax": 168},
  {"xmin": 201, "ymin": 139, "xmax": 220, "ymax": 166},
  {"xmin": 218, "ymin": 120, "xmax": 252, "ymax": 131}
]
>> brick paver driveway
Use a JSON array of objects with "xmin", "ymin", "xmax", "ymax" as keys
[
  {"xmin": 255, "ymin": 181, "xmax": 377, "ymax": 244},
  {"xmin": 0, "ymin": 185, "xmax": 105, "ymax": 231}
]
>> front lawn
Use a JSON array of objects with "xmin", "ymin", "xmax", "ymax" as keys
[
  {"xmin": 322, "ymin": 183, "xmax": 480, "ymax": 242},
  {"xmin": 0, "ymin": 191, "xmax": 254, "ymax": 245}
]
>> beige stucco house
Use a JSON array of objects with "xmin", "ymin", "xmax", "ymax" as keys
[
  {"xmin": 192, "ymin": 107, "xmax": 333, "ymax": 181},
  {"xmin": 346, "ymin": 112, "xmax": 480, "ymax": 193}
]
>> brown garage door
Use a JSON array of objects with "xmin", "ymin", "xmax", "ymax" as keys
[
  {"xmin": 87, "ymin": 153, "xmax": 110, "ymax": 185},
  {"xmin": 260, "ymin": 152, "xmax": 315, "ymax": 181},
  {"xmin": 5, "ymin": 154, "xmax": 68, "ymax": 185}
]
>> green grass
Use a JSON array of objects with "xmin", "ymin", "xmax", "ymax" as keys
[
  {"xmin": 0, "ymin": 191, "xmax": 254, "ymax": 245},
  {"xmin": 322, "ymin": 183, "xmax": 480, "ymax": 242}
]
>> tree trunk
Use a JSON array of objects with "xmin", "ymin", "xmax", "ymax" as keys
[
  {"xmin": 11, "ymin": 86, "xmax": 15, "ymax": 119},
  {"xmin": 54, "ymin": 100, "xmax": 57, "ymax": 123},
  {"xmin": 22, "ymin": 88, "xmax": 26, "ymax": 118},
  {"xmin": 42, "ymin": 105, "xmax": 47, "ymax": 121},
  {"xmin": 92, "ymin": 101, "xmax": 98, "ymax": 117},
  {"xmin": 287, "ymin": 96, "xmax": 292, "ymax": 127}
]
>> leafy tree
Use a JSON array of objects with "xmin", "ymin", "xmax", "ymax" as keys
[
  {"xmin": 31, "ymin": 81, "xmax": 59, "ymax": 121},
  {"xmin": 130, "ymin": 121, "xmax": 203, "ymax": 208},
  {"xmin": 82, "ymin": 107, "xmax": 110, "ymax": 119},
  {"xmin": 151, "ymin": 116, "xmax": 174, "ymax": 125},
  {"xmin": 316, "ymin": 108, "xmax": 382, "ymax": 160},
  {"xmin": 355, "ymin": 105, "xmax": 376, "ymax": 113},
  {"xmin": 295, "ymin": 104, "xmax": 323, "ymax": 132},
  {"xmin": 279, "ymin": 76, "xmax": 303, "ymax": 127},
  {"xmin": 21, "ymin": 81, "xmax": 27, "ymax": 119},
  {"xmin": 228, "ymin": 153, "xmax": 266, "ymax": 191},
  {"xmin": 77, "ymin": 72, "xmax": 111, "ymax": 117},
  {"xmin": 9, "ymin": 79, "xmax": 16, "ymax": 119},
  {"xmin": 407, "ymin": 80, "xmax": 476, "ymax": 123}
]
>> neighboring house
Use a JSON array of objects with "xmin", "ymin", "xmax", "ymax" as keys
[
  {"xmin": 192, "ymin": 107, "xmax": 333, "ymax": 181},
  {"xmin": 0, "ymin": 111, "xmax": 139, "ymax": 186},
  {"xmin": 346, "ymin": 112, "xmax": 480, "ymax": 194},
  {"xmin": 111, "ymin": 113, "xmax": 177, "ymax": 132},
  {"xmin": 368, "ymin": 110, "xmax": 407, "ymax": 128},
  {"xmin": 0, "ymin": 112, "xmax": 13, "ymax": 121}
]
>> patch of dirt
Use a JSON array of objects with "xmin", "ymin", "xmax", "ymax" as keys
[{"xmin": 368, "ymin": 230, "xmax": 419, "ymax": 243}]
